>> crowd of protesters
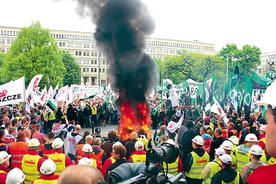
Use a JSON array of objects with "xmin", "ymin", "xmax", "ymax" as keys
[{"xmin": 0, "ymin": 91, "xmax": 274, "ymax": 184}]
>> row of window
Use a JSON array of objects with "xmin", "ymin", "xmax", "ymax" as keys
[
  {"xmin": 51, "ymin": 33, "xmax": 94, "ymax": 41},
  {"xmin": 0, "ymin": 30, "xmax": 18, "ymax": 36},
  {"xmin": 78, "ymin": 59, "xmax": 107, "ymax": 65},
  {"xmin": 0, "ymin": 38, "xmax": 14, "ymax": 45},
  {"xmin": 146, "ymin": 40, "xmax": 214, "ymax": 50},
  {"xmin": 82, "ymin": 67, "xmax": 108, "ymax": 73},
  {"xmin": 59, "ymin": 42, "xmax": 95, "ymax": 49}
]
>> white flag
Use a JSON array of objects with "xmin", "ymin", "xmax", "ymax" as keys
[
  {"xmin": 0, "ymin": 76, "xmax": 25, "ymax": 106},
  {"xmin": 211, "ymin": 97, "xmax": 229, "ymax": 124},
  {"xmin": 26, "ymin": 74, "xmax": 43, "ymax": 107}
]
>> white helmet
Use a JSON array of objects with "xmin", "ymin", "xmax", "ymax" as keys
[
  {"xmin": 6, "ymin": 168, "xmax": 25, "ymax": 184},
  {"xmin": 245, "ymin": 133, "xmax": 258, "ymax": 142},
  {"xmin": 221, "ymin": 140, "xmax": 233, "ymax": 151},
  {"xmin": 82, "ymin": 144, "xmax": 93, "ymax": 153},
  {"xmin": 228, "ymin": 136, "xmax": 239, "ymax": 145},
  {"xmin": 78, "ymin": 157, "xmax": 93, "ymax": 166},
  {"xmin": 166, "ymin": 139, "xmax": 175, "ymax": 145},
  {"xmin": 28, "ymin": 138, "xmax": 40, "ymax": 147},
  {"xmin": 249, "ymin": 145, "xmax": 263, "ymax": 156},
  {"xmin": 40, "ymin": 159, "xmax": 56, "ymax": 175},
  {"xmin": 192, "ymin": 135, "xmax": 203, "ymax": 146},
  {"xmin": 0, "ymin": 151, "xmax": 11, "ymax": 164},
  {"xmin": 52, "ymin": 138, "xmax": 64, "ymax": 149}
]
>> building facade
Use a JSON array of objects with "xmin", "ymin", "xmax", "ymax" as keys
[
  {"xmin": 0, "ymin": 26, "xmax": 217, "ymax": 86},
  {"xmin": 257, "ymin": 51, "xmax": 276, "ymax": 76}
]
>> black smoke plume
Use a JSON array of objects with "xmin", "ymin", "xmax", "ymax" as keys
[{"xmin": 74, "ymin": 0, "xmax": 158, "ymax": 113}]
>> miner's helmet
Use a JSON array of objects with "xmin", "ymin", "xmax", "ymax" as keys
[{"xmin": 95, "ymin": 128, "xmax": 101, "ymax": 134}]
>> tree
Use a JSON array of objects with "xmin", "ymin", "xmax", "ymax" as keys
[
  {"xmin": 159, "ymin": 51, "xmax": 226, "ymax": 84},
  {"xmin": 62, "ymin": 51, "xmax": 81, "ymax": 86},
  {"xmin": 218, "ymin": 43, "xmax": 261, "ymax": 85},
  {"xmin": 0, "ymin": 21, "xmax": 65, "ymax": 87}
]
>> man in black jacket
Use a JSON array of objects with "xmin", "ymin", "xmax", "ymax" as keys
[
  {"xmin": 181, "ymin": 120, "xmax": 198, "ymax": 159},
  {"xmin": 209, "ymin": 128, "xmax": 225, "ymax": 160}
]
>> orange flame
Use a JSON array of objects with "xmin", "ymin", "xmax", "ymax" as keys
[{"xmin": 117, "ymin": 102, "xmax": 151, "ymax": 140}]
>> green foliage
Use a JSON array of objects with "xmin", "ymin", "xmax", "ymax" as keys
[
  {"xmin": 218, "ymin": 43, "xmax": 262, "ymax": 86},
  {"xmin": 62, "ymin": 51, "xmax": 81, "ymax": 86},
  {"xmin": 0, "ymin": 53, "xmax": 5, "ymax": 67},
  {"xmin": 0, "ymin": 21, "xmax": 65, "ymax": 88},
  {"xmin": 159, "ymin": 51, "xmax": 226, "ymax": 84}
]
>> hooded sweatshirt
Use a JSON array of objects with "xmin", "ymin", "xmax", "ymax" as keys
[
  {"xmin": 211, "ymin": 167, "xmax": 242, "ymax": 184},
  {"xmin": 241, "ymin": 161, "xmax": 266, "ymax": 183}
]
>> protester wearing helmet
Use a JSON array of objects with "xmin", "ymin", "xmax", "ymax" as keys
[
  {"xmin": 21, "ymin": 138, "xmax": 45, "ymax": 184},
  {"xmin": 184, "ymin": 135, "xmax": 210, "ymax": 184},
  {"xmin": 48, "ymin": 138, "xmax": 73, "ymax": 176},
  {"xmin": 246, "ymin": 81, "xmax": 276, "ymax": 184},
  {"xmin": 77, "ymin": 144, "xmax": 101, "ymax": 171},
  {"xmin": 211, "ymin": 154, "xmax": 242, "ymax": 184},
  {"xmin": 221, "ymin": 140, "xmax": 237, "ymax": 170},
  {"xmin": 235, "ymin": 133, "xmax": 259, "ymax": 172},
  {"xmin": 5, "ymin": 168, "xmax": 25, "ymax": 184},
  {"xmin": 240, "ymin": 145, "xmax": 265, "ymax": 183},
  {"xmin": 258, "ymin": 124, "xmax": 266, "ymax": 150},
  {"xmin": 202, "ymin": 147, "xmax": 225, "ymax": 184},
  {"xmin": 0, "ymin": 151, "xmax": 11, "ymax": 183},
  {"xmin": 32, "ymin": 159, "xmax": 59, "ymax": 184},
  {"xmin": 228, "ymin": 135, "xmax": 239, "ymax": 152}
]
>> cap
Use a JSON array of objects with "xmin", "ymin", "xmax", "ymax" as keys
[
  {"xmin": 228, "ymin": 136, "xmax": 239, "ymax": 145},
  {"xmin": 215, "ymin": 147, "xmax": 225, "ymax": 156},
  {"xmin": 28, "ymin": 138, "xmax": 40, "ymax": 147},
  {"xmin": 249, "ymin": 145, "xmax": 263, "ymax": 156},
  {"xmin": 245, "ymin": 133, "xmax": 258, "ymax": 142},
  {"xmin": 219, "ymin": 154, "xmax": 232, "ymax": 164},
  {"xmin": 135, "ymin": 141, "xmax": 144, "ymax": 148},
  {"xmin": 255, "ymin": 80, "xmax": 276, "ymax": 106},
  {"xmin": 221, "ymin": 140, "xmax": 234, "ymax": 151},
  {"xmin": 192, "ymin": 135, "xmax": 204, "ymax": 146},
  {"xmin": 40, "ymin": 159, "xmax": 56, "ymax": 175},
  {"xmin": 95, "ymin": 128, "xmax": 101, "ymax": 134},
  {"xmin": 78, "ymin": 157, "xmax": 93, "ymax": 166},
  {"xmin": 204, "ymin": 116, "xmax": 210, "ymax": 123},
  {"xmin": 6, "ymin": 168, "xmax": 25, "ymax": 184},
  {"xmin": 82, "ymin": 144, "xmax": 93, "ymax": 153},
  {"xmin": 260, "ymin": 125, "xmax": 267, "ymax": 132},
  {"xmin": 76, "ymin": 124, "xmax": 82, "ymax": 130},
  {"xmin": 52, "ymin": 138, "xmax": 64, "ymax": 149},
  {"xmin": 0, "ymin": 151, "xmax": 11, "ymax": 164}
]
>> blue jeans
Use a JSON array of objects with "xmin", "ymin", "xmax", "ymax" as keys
[{"xmin": 85, "ymin": 116, "xmax": 92, "ymax": 128}]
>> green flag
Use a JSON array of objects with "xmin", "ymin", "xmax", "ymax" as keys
[
  {"xmin": 252, "ymin": 71, "xmax": 272, "ymax": 89},
  {"xmin": 244, "ymin": 74, "xmax": 252, "ymax": 121},
  {"xmin": 229, "ymin": 81, "xmax": 239, "ymax": 111},
  {"xmin": 152, "ymin": 101, "xmax": 165, "ymax": 116},
  {"xmin": 182, "ymin": 80, "xmax": 189, "ymax": 97}
]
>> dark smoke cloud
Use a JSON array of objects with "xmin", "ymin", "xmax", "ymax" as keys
[{"xmin": 73, "ymin": 0, "xmax": 158, "ymax": 111}]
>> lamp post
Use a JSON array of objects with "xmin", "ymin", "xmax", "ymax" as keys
[{"xmin": 97, "ymin": 49, "xmax": 101, "ymax": 86}]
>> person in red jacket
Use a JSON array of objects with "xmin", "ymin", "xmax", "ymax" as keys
[
  {"xmin": 258, "ymin": 124, "xmax": 266, "ymax": 150},
  {"xmin": 247, "ymin": 81, "xmax": 276, "ymax": 184},
  {"xmin": 41, "ymin": 132, "xmax": 55, "ymax": 159},
  {"xmin": 0, "ymin": 151, "xmax": 11, "ymax": 184}
]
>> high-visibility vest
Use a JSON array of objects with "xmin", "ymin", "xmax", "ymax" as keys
[
  {"xmin": 163, "ymin": 158, "xmax": 179, "ymax": 176},
  {"xmin": 43, "ymin": 111, "xmax": 48, "ymax": 121},
  {"xmin": 0, "ymin": 170, "xmax": 7, "ymax": 174},
  {"xmin": 221, "ymin": 171, "xmax": 240, "ymax": 184},
  {"xmin": 33, "ymin": 179, "xmax": 58, "ymax": 184},
  {"xmin": 22, "ymin": 154, "xmax": 41, "ymax": 184},
  {"xmin": 235, "ymin": 147, "xmax": 250, "ymax": 172},
  {"xmin": 185, "ymin": 151, "xmax": 209, "ymax": 179},
  {"xmin": 203, "ymin": 161, "xmax": 222, "ymax": 184},
  {"xmin": 89, "ymin": 158, "xmax": 98, "ymax": 168},
  {"xmin": 48, "ymin": 111, "xmax": 56, "ymax": 121},
  {"xmin": 76, "ymin": 144, "xmax": 84, "ymax": 161},
  {"xmin": 41, "ymin": 144, "xmax": 54, "ymax": 159},
  {"xmin": 48, "ymin": 153, "xmax": 66, "ymax": 176},
  {"xmin": 9, "ymin": 141, "xmax": 28, "ymax": 169},
  {"xmin": 91, "ymin": 150, "xmax": 104, "ymax": 165},
  {"xmin": 130, "ymin": 154, "xmax": 146, "ymax": 163},
  {"xmin": 230, "ymin": 153, "xmax": 237, "ymax": 170}
]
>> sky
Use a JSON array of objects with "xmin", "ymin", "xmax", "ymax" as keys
[{"xmin": 0, "ymin": 0, "xmax": 275, "ymax": 53}]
